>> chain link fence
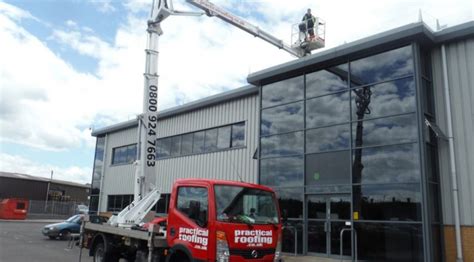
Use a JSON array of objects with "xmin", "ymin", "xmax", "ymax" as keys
[{"xmin": 27, "ymin": 200, "xmax": 85, "ymax": 219}]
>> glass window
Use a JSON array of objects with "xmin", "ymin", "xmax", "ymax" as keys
[
  {"xmin": 89, "ymin": 196, "xmax": 99, "ymax": 214},
  {"xmin": 262, "ymin": 75, "xmax": 304, "ymax": 108},
  {"xmin": 157, "ymin": 138, "xmax": 171, "ymax": 158},
  {"xmin": 352, "ymin": 114, "xmax": 417, "ymax": 148},
  {"xmin": 355, "ymin": 223, "xmax": 423, "ymax": 262},
  {"xmin": 306, "ymin": 151, "xmax": 351, "ymax": 185},
  {"xmin": 429, "ymin": 183, "xmax": 441, "ymax": 223},
  {"xmin": 214, "ymin": 186, "xmax": 279, "ymax": 224},
  {"xmin": 193, "ymin": 131, "xmax": 205, "ymax": 153},
  {"xmin": 274, "ymin": 187, "xmax": 303, "ymax": 219},
  {"xmin": 112, "ymin": 144, "xmax": 137, "ymax": 164},
  {"xmin": 422, "ymin": 78, "xmax": 435, "ymax": 115},
  {"xmin": 261, "ymin": 102, "xmax": 304, "ymax": 136},
  {"xmin": 261, "ymin": 131, "xmax": 304, "ymax": 158},
  {"xmin": 181, "ymin": 133, "xmax": 193, "ymax": 155},
  {"xmin": 306, "ymin": 91, "xmax": 350, "ymax": 128},
  {"xmin": 155, "ymin": 194, "xmax": 170, "ymax": 214},
  {"xmin": 217, "ymin": 126, "xmax": 231, "ymax": 149},
  {"xmin": 282, "ymin": 220, "xmax": 304, "ymax": 254},
  {"xmin": 350, "ymin": 45, "xmax": 414, "ymax": 86},
  {"xmin": 177, "ymin": 187, "xmax": 208, "ymax": 227},
  {"xmin": 425, "ymin": 144, "xmax": 439, "ymax": 182},
  {"xmin": 112, "ymin": 146, "xmax": 126, "ymax": 164},
  {"xmin": 260, "ymin": 156, "xmax": 304, "ymax": 187},
  {"xmin": 307, "ymin": 196, "xmax": 326, "ymax": 219},
  {"xmin": 352, "ymin": 143, "xmax": 420, "ymax": 184},
  {"xmin": 351, "ymin": 77, "xmax": 416, "ymax": 121},
  {"xmin": 170, "ymin": 136, "xmax": 181, "ymax": 157},
  {"xmin": 231, "ymin": 122, "xmax": 245, "ymax": 147},
  {"xmin": 306, "ymin": 124, "xmax": 350, "ymax": 153},
  {"xmin": 204, "ymin": 128, "xmax": 218, "ymax": 151},
  {"xmin": 306, "ymin": 63, "xmax": 349, "ymax": 98},
  {"xmin": 353, "ymin": 183, "xmax": 422, "ymax": 221}
]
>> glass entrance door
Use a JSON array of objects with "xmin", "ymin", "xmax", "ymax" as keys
[{"xmin": 307, "ymin": 194, "xmax": 352, "ymax": 258}]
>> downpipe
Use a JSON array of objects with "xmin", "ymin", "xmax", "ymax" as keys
[{"xmin": 441, "ymin": 44, "xmax": 463, "ymax": 262}]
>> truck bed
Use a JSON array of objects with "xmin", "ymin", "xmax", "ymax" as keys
[{"xmin": 84, "ymin": 222, "xmax": 168, "ymax": 247}]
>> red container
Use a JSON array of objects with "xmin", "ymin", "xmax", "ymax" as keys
[{"xmin": 0, "ymin": 198, "xmax": 29, "ymax": 220}]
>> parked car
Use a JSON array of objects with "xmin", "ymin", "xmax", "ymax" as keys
[
  {"xmin": 42, "ymin": 214, "xmax": 83, "ymax": 240},
  {"xmin": 75, "ymin": 204, "xmax": 89, "ymax": 214}
]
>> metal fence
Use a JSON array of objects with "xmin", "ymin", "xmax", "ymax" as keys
[{"xmin": 27, "ymin": 200, "xmax": 84, "ymax": 219}]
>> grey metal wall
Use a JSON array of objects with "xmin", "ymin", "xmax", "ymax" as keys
[
  {"xmin": 99, "ymin": 127, "xmax": 137, "ymax": 211},
  {"xmin": 156, "ymin": 94, "xmax": 259, "ymax": 193},
  {"xmin": 98, "ymin": 94, "xmax": 259, "ymax": 211},
  {"xmin": 431, "ymin": 37, "xmax": 474, "ymax": 225}
]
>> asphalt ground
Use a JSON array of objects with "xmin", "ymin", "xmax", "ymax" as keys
[{"xmin": 0, "ymin": 221, "xmax": 93, "ymax": 262}]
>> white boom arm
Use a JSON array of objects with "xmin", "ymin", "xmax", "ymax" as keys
[
  {"xmin": 186, "ymin": 0, "xmax": 306, "ymax": 58},
  {"xmin": 109, "ymin": 0, "xmax": 202, "ymax": 228}
]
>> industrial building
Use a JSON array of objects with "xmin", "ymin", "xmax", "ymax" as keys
[
  {"xmin": 90, "ymin": 21, "xmax": 474, "ymax": 261},
  {"xmin": 0, "ymin": 171, "xmax": 90, "ymax": 203}
]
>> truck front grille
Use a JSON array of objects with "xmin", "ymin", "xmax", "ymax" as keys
[{"xmin": 229, "ymin": 248, "xmax": 275, "ymax": 259}]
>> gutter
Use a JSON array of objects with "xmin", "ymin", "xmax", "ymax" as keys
[{"xmin": 441, "ymin": 44, "xmax": 463, "ymax": 262}]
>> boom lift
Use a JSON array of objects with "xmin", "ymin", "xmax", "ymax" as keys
[
  {"xmin": 185, "ymin": 0, "xmax": 325, "ymax": 57},
  {"xmin": 107, "ymin": 0, "xmax": 325, "ymax": 228}
]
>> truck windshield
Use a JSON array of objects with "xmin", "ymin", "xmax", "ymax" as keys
[{"xmin": 215, "ymin": 185, "xmax": 279, "ymax": 225}]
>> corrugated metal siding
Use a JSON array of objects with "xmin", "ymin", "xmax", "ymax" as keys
[
  {"xmin": 99, "ymin": 127, "xmax": 137, "ymax": 211},
  {"xmin": 432, "ymin": 37, "xmax": 474, "ymax": 225},
  {"xmin": 98, "ymin": 94, "xmax": 259, "ymax": 211},
  {"xmin": 156, "ymin": 95, "xmax": 259, "ymax": 193}
]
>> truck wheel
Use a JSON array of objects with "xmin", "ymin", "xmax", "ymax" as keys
[
  {"xmin": 93, "ymin": 242, "xmax": 119, "ymax": 262},
  {"xmin": 171, "ymin": 252, "xmax": 189, "ymax": 262}
]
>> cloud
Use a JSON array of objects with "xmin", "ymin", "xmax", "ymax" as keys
[
  {"xmin": 0, "ymin": 0, "xmax": 472, "ymax": 183},
  {"xmin": 88, "ymin": 0, "xmax": 116, "ymax": 13},
  {"xmin": 0, "ymin": 153, "xmax": 92, "ymax": 184}
]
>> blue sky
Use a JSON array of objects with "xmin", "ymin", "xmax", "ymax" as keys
[{"xmin": 0, "ymin": 0, "xmax": 472, "ymax": 184}]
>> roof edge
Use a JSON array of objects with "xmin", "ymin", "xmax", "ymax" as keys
[{"xmin": 92, "ymin": 85, "xmax": 258, "ymax": 136}]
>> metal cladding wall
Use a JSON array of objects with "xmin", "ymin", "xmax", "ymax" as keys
[
  {"xmin": 99, "ymin": 127, "xmax": 137, "ymax": 211},
  {"xmin": 155, "ymin": 94, "xmax": 259, "ymax": 193},
  {"xmin": 0, "ymin": 177, "xmax": 48, "ymax": 200},
  {"xmin": 431, "ymin": 37, "xmax": 474, "ymax": 225}
]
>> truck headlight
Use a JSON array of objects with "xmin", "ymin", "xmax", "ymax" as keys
[
  {"xmin": 274, "ymin": 232, "xmax": 282, "ymax": 262},
  {"xmin": 216, "ymin": 230, "xmax": 229, "ymax": 262}
]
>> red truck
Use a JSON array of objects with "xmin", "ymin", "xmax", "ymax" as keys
[{"xmin": 81, "ymin": 179, "xmax": 283, "ymax": 262}]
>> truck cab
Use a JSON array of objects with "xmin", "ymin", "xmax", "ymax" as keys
[{"xmin": 166, "ymin": 179, "xmax": 282, "ymax": 262}]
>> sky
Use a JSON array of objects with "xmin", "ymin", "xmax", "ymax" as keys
[{"xmin": 0, "ymin": 0, "xmax": 472, "ymax": 185}]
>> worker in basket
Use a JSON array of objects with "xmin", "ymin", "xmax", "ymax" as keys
[{"xmin": 301, "ymin": 8, "xmax": 316, "ymax": 40}]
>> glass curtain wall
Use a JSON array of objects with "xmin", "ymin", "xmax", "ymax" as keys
[
  {"xmin": 260, "ymin": 45, "xmax": 426, "ymax": 261},
  {"xmin": 90, "ymin": 135, "xmax": 105, "ymax": 214}
]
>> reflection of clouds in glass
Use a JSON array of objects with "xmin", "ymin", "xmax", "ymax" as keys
[
  {"xmin": 306, "ymin": 151, "xmax": 350, "ymax": 185},
  {"xmin": 261, "ymin": 131, "xmax": 304, "ymax": 158},
  {"xmin": 353, "ymin": 114, "xmax": 417, "ymax": 147},
  {"xmin": 306, "ymin": 124, "xmax": 350, "ymax": 153},
  {"xmin": 352, "ymin": 77, "xmax": 415, "ymax": 120},
  {"xmin": 306, "ymin": 64, "xmax": 348, "ymax": 98},
  {"xmin": 261, "ymin": 156, "xmax": 304, "ymax": 187},
  {"xmin": 354, "ymin": 144, "xmax": 420, "ymax": 183},
  {"xmin": 262, "ymin": 75, "xmax": 304, "ymax": 108},
  {"xmin": 307, "ymin": 91, "xmax": 349, "ymax": 128},
  {"xmin": 261, "ymin": 102, "xmax": 303, "ymax": 136},
  {"xmin": 350, "ymin": 46, "xmax": 413, "ymax": 85}
]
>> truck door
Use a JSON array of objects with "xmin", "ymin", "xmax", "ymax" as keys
[{"xmin": 168, "ymin": 185, "xmax": 210, "ymax": 260}]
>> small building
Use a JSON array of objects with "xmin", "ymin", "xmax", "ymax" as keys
[
  {"xmin": 90, "ymin": 21, "xmax": 474, "ymax": 262},
  {"xmin": 0, "ymin": 171, "xmax": 90, "ymax": 203}
]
